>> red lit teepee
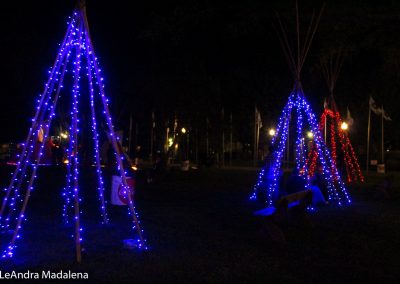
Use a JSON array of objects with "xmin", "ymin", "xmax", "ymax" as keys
[{"xmin": 307, "ymin": 51, "xmax": 364, "ymax": 183}]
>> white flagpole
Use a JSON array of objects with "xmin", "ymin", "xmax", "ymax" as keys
[
  {"xmin": 165, "ymin": 125, "xmax": 169, "ymax": 153},
  {"xmin": 366, "ymin": 100, "xmax": 371, "ymax": 173},
  {"xmin": 324, "ymin": 115, "xmax": 327, "ymax": 143},
  {"xmin": 150, "ymin": 111, "xmax": 154, "ymax": 160},
  {"xmin": 128, "ymin": 113, "xmax": 133, "ymax": 155},
  {"xmin": 253, "ymin": 105, "xmax": 257, "ymax": 167},
  {"xmin": 381, "ymin": 108, "xmax": 384, "ymax": 164},
  {"xmin": 221, "ymin": 107, "xmax": 225, "ymax": 167},
  {"xmin": 256, "ymin": 119, "xmax": 260, "ymax": 163},
  {"xmin": 286, "ymin": 116, "xmax": 290, "ymax": 169},
  {"xmin": 206, "ymin": 117, "xmax": 209, "ymax": 158},
  {"xmin": 324, "ymin": 98, "xmax": 327, "ymax": 143},
  {"xmin": 229, "ymin": 112, "xmax": 233, "ymax": 166}
]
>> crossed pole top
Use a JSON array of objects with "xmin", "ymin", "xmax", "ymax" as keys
[
  {"xmin": 320, "ymin": 49, "xmax": 346, "ymax": 112},
  {"xmin": 77, "ymin": 0, "xmax": 86, "ymax": 9},
  {"xmin": 274, "ymin": 0, "xmax": 325, "ymax": 92}
]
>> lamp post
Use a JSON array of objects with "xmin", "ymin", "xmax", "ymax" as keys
[
  {"xmin": 181, "ymin": 127, "xmax": 189, "ymax": 160},
  {"xmin": 341, "ymin": 121, "xmax": 349, "ymax": 175},
  {"xmin": 268, "ymin": 128, "xmax": 276, "ymax": 158},
  {"xmin": 306, "ymin": 131, "xmax": 313, "ymax": 152}
]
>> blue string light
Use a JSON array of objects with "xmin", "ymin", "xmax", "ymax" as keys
[
  {"xmin": 84, "ymin": 29, "xmax": 109, "ymax": 225},
  {"xmin": 84, "ymin": 26, "xmax": 147, "ymax": 249}
]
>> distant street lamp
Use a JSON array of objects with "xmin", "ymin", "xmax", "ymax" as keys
[
  {"xmin": 60, "ymin": 132, "xmax": 68, "ymax": 139},
  {"xmin": 307, "ymin": 131, "xmax": 314, "ymax": 139},
  {"xmin": 268, "ymin": 128, "xmax": 276, "ymax": 137},
  {"xmin": 341, "ymin": 122, "xmax": 348, "ymax": 131},
  {"xmin": 181, "ymin": 127, "xmax": 187, "ymax": 134},
  {"xmin": 168, "ymin": 137, "xmax": 174, "ymax": 147}
]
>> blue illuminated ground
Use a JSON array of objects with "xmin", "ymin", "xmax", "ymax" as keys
[{"xmin": 0, "ymin": 166, "xmax": 399, "ymax": 282}]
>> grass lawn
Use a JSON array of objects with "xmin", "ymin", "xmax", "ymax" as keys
[{"xmin": 0, "ymin": 165, "xmax": 399, "ymax": 282}]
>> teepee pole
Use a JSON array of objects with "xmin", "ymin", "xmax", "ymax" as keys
[
  {"xmin": 82, "ymin": 7, "xmax": 145, "ymax": 247},
  {"xmin": 84, "ymin": 24, "xmax": 109, "ymax": 225},
  {"xmin": 71, "ymin": 16, "xmax": 85, "ymax": 264}
]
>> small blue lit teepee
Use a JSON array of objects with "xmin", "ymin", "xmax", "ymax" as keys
[{"xmin": 250, "ymin": 3, "xmax": 351, "ymax": 207}]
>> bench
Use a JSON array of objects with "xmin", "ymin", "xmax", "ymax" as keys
[
  {"xmin": 254, "ymin": 189, "xmax": 313, "ymax": 243},
  {"xmin": 254, "ymin": 189, "xmax": 313, "ymax": 217}
]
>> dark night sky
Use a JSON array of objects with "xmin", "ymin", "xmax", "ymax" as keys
[{"xmin": 0, "ymin": 0, "xmax": 399, "ymax": 153}]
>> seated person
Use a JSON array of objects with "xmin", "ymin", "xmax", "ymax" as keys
[
  {"xmin": 309, "ymin": 165, "xmax": 328, "ymax": 205},
  {"xmin": 286, "ymin": 168, "xmax": 307, "ymax": 194}
]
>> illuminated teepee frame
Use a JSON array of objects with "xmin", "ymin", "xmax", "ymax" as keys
[
  {"xmin": 250, "ymin": 2, "xmax": 351, "ymax": 207},
  {"xmin": 306, "ymin": 52, "xmax": 364, "ymax": 183},
  {"xmin": 0, "ymin": 0, "xmax": 146, "ymax": 262}
]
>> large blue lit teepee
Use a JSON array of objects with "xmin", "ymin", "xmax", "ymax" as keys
[{"xmin": 0, "ymin": 0, "xmax": 147, "ymax": 262}]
